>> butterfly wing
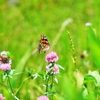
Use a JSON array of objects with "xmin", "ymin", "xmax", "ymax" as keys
[{"xmin": 38, "ymin": 34, "xmax": 50, "ymax": 53}]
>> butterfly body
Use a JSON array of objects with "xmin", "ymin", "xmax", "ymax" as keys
[{"xmin": 38, "ymin": 34, "xmax": 50, "ymax": 53}]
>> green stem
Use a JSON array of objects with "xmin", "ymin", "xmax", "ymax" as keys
[
  {"xmin": 45, "ymin": 74, "xmax": 49, "ymax": 95},
  {"xmin": 15, "ymin": 77, "xmax": 30, "ymax": 95},
  {"xmin": 7, "ymin": 73, "xmax": 14, "ymax": 94},
  {"xmin": 51, "ymin": 74, "xmax": 54, "ymax": 100},
  {"xmin": 7, "ymin": 73, "xmax": 19, "ymax": 100}
]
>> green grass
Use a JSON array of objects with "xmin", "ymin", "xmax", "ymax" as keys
[{"xmin": 0, "ymin": 0, "xmax": 100, "ymax": 100}]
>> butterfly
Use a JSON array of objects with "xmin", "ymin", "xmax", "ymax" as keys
[
  {"xmin": 0, "ymin": 56, "xmax": 8, "ymax": 63},
  {"xmin": 38, "ymin": 34, "xmax": 50, "ymax": 53}
]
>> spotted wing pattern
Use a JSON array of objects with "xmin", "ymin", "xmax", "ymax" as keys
[{"xmin": 38, "ymin": 34, "xmax": 50, "ymax": 53}]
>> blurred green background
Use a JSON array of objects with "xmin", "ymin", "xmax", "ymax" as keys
[{"xmin": 0, "ymin": 0, "xmax": 100, "ymax": 100}]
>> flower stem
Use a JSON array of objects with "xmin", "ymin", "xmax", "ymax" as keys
[
  {"xmin": 15, "ymin": 77, "xmax": 30, "ymax": 95},
  {"xmin": 45, "ymin": 74, "xmax": 49, "ymax": 95},
  {"xmin": 7, "ymin": 73, "xmax": 14, "ymax": 94},
  {"xmin": 51, "ymin": 74, "xmax": 54, "ymax": 100},
  {"xmin": 7, "ymin": 72, "xmax": 19, "ymax": 100}
]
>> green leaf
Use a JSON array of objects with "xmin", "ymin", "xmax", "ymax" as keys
[
  {"xmin": 57, "ymin": 64, "xmax": 64, "ymax": 70},
  {"xmin": 86, "ymin": 25, "xmax": 100, "ymax": 68},
  {"xmin": 28, "ymin": 69, "xmax": 35, "ymax": 76},
  {"xmin": 31, "ymin": 73, "xmax": 38, "ymax": 79},
  {"xmin": 8, "ymin": 69, "xmax": 15, "ymax": 75},
  {"xmin": 3, "ymin": 73, "xmax": 7, "ymax": 81},
  {"xmin": 2, "ymin": 70, "xmax": 14, "ymax": 81},
  {"xmin": 44, "ymin": 91, "xmax": 52, "ymax": 95},
  {"xmin": 54, "ymin": 77, "xmax": 58, "ymax": 84},
  {"xmin": 44, "ymin": 91, "xmax": 56, "ymax": 95},
  {"xmin": 38, "ymin": 73, "xmax": 44, "ymax": 79},
  {"xmin": 84, "ymin": 75, "xmax": 97, "ymax": 84}
]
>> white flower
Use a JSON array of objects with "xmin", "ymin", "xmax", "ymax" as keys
[{"xmin": 85, "ymin": 22, "xmax": 92, "ymax": 26}]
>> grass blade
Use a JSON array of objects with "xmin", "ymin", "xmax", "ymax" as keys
[{"xmin": 86, "ymin": 23, "xmax": 100, "ymax": 68}]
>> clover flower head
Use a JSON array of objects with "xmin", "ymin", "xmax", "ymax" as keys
[
  {"xmin": 0, "ymin": 51, "xmax": 11, "ymax": 71},
  {"xmin": 46, "ymin": 64, "xmax": 59, "ymax": 74},
  {"xmin": 0, "ymin": 63, "xmax": 11, "ymax": 71},
  {"xmin": 37, "ymin": 96, "xmax": 49, "ymax": 100},
  {"xmin": 46, "ymin": 52, "xmax": 58, "ymax": 63},
  {"xmin": 0, "ymin": 94, "xmax": 5, "ymax": 100}
]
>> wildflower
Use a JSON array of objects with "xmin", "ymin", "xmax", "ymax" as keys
[
  {"xmin": 0, "ymin": 51, "xmax": 11, "ymax": 71},
  {"xmin": 37, "ymin": 96, "xmax": 49, "ymax": 100},
  {"xmin": 85, "ymin": 22, "xmax": 92, "ymax": 26},
  {"xmin": 0, "ymin": 63, "xmax": 11, "ymax": 71},
  {"xmin": 46, "ymin": 52, "xmax": 58, "ymax": 63},
  {"xmin": 0, "ymin": 94, "xmax": 5, "ymax": 100},
  {"xmin": 46, "ymin": 64, "xmax": 59, "ymax": 74}
]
